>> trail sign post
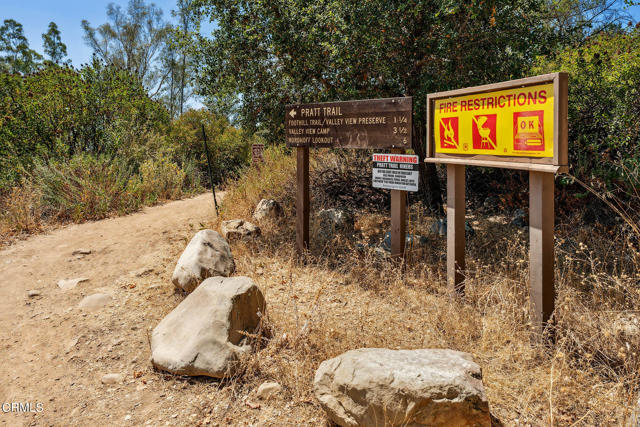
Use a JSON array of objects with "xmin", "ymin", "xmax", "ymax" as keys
[
  {"xmin": 252, "ymin": 143, "xmax": 265, "ymax": 164},
  {"xmin": 425, "ymin": 73, "xmax": 568, "ymax": 328},
  {"xmin": 286, "ymin": 97, "xmax": 413, "ymax": 257}
]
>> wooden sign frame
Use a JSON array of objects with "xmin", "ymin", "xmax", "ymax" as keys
[
  {"xmin": 287, "ymin": 97, "xmax": 413, "ymax": 258},
  {"xmin": 425, "ymin": 73, "xmax": 569, "ymax": 329},
  {"xmin": 425, "ymin": 72, "xmax": 568, "ymax": 173}
]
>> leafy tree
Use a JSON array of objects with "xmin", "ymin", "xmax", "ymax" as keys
[
  {"xmin": 173, "ymin": 0, "xmax": 199, "ymax": 115},
  {"xmin": 168, "ymin": 109, "xmax": 250, "ymax": 184},
  {"xmin": 533, "ymin": 26, "xmax": 640, "ymax": 189},
  {"xmin": 0, "ymin": 59, "xmax": 170, "ymax": 189},
  {"xmin": 81, "ymin": 0, "xmax": 170, "ymax": 91},
  {"xmin": 191, "ymin": 0, "xmax": 554, "ymax": 210},
  {"xmin": 158, "ymin": 0, "xmax": 199, "ymax": 116},
  {"xmin": 543, "ymin": 0, "xmax": 637, "ymax": 43},
  {"xmin": 42, "ymin": 22, "xmax": 69, "ymax": 64},
  {"xmin": 0, "ymin": 19, "xmax": 42, "ymax": 74},
  {"xmin": 159, "ymin": 42, "xmax": 180, "ymax": 117}
]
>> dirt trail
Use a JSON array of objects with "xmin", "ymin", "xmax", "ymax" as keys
[{"xmin": 0, "ymin": 193, "xmax": 222, "ymax": 426}]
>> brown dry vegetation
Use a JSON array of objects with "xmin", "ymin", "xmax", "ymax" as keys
[{"xmin": 211, "ymin": 147, "xmax": 640, "ymax": 425}]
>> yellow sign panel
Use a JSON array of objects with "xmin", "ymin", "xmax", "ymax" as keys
[{"xmin": 434, "ymin": 83, "xmax": 554, "ymax": 157}]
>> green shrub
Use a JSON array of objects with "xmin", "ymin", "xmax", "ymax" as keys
[
  {"xmin": 33, "ymin": 154, "xmax": 141, "ymax": 222},
  {"xmin": 167, "ymin": 109, "xmax": 251, "ymax": 186},
  {"xmin": 137, "ymin": 154, "xmax": 188, "ymax": 203},
  {"xmin": 533, "ymin": 28, "xmax": 640, "ymax": 189},
  {"xmin": 0, "ymin": 59, "xmax": 170, "ymax": 192}
]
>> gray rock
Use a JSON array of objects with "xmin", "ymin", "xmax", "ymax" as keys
[
  {"xmin": 313, "ymin": 348, "xmax": 491, "ymax": 427},
  {"xmin": 612, "ymin": 314, "xmax": 640, "ymax": 341},
  {"xmin": 57, "ymin": 277, "xmax": 89, "ymax": 290},
  {"xmin": 430, "ymin": 218, "xmax": 475, "ymax": 237},
  {"xmin": 380, "ymin": 232, "xmax": 428, "ymax": 253},
  {"xmin": 221, "ymin": 219, "xmax": 261, "ymax": 241},
  {"xmin": 430, "ymin": 218, "xmax": 447, "ymax": 236},
  {"xmin": 171, "ymin": 230, "xmax": 235, "ymax": 293},
  {"xmin": 316, "ymin": 209, "xmax": 353, "ymax": 240},
  {"xmin": 256, "ymin": 381, "xmax": 282, "ymax": 400},
  {"xmin": 511, "ymin": 209, "xmax": 528, "ymax": 227},
  {"xmin": 130, "ymin": 267, "xmax": 154, "ymax": 277},
  {"xmin": 101, "ymin": 373, "xmax": 124, "ymax": 385},
  {"xmin": 253, "ymin": 199, "xmax": 282, "ymax": 221},
  {"xmin": 27, "ymin": 290, "xmax": 41, "ymax": 298},
  {"xmin": 483, "ymin": 196, "xmax": 500, "ymax": 210},
  {"xmin": 151, "ymin": 276, "xmax": 265, "ymax": 378},
  {"xmin": 78, "ymin": 293, "xmax": 112, "ymax": 310}
]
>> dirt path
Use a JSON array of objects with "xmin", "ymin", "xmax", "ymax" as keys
[{"xmin": 0, "ymin": 193, "xmax": 222, "ymax": 426}]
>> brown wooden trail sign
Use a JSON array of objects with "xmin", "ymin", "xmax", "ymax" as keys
[
  {"xmin": 252, "ymin": 143, "xmax": 265, "ymax": 164},
  {"xmin": 286, "ymin": 97, "xmax": 413, "ymax": 257},
  {"xmin": 425, "ymin": 72, "xmax": 569, "ymax": 328},
  {"xmin": 286, "ymin": 97, "xmax": 412, "ymax": 149}
]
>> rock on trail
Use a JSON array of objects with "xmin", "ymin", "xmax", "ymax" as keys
[
  {"xmin": 313, "ymin": 348, "xmax": 491, "ymax": 427},
  {"xmin": 57, "ymin": 277, "xmax": 89, "ymax": 290},
  {"xmin": 171, "ymin": 229, "xmax": 235, "ymax": 293},
  {"xmin": 151, "ymin": 276, "xmax": 266, "ymax": 378}
]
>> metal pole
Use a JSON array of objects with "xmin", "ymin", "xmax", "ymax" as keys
[{"xmin": 202, "ymin": 124, "xmax": 219, "ymax": 215}]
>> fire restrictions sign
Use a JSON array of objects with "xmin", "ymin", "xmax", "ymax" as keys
[
  {"xmin": 434, "ymin": 83, "xmax": 554, "ymax": 158},
  {"xmin": 372, "ymin": 154, "xmax": 419, "ymax": 192}
]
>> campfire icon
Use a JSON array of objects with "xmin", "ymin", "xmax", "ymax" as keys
[{"xmin": 439, "ymin": 117, "xmax": 459, "ymax": 149}]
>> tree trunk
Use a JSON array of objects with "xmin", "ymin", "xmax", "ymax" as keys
[
  {"xmin": 179, "ymin": 52, "xmax": 186, "ymax": 115},
  {"xmin": 169, "ymin": 57, "xmax": 175, "ymax": 118}
]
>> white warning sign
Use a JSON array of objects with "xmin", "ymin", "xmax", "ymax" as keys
[{"xmin": 372, "ymin": 154, "xmax": 419, "ymax": 192}]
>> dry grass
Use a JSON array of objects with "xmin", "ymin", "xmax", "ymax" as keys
[
  {"xmin": 0, "ymin": 183, "xmax": 43, "ymax": 245},
  {"xmin": 204, "ymin": 148, "xmax": 640, "ymax": 426}
]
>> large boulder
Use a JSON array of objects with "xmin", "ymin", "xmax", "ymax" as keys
[
  {"xmin": 313, "ymin": 348, "xmax": 491, "ymax": 427},
  {"xmin": 171, "ymin": 230, "xmax": 235, "ymax": 293},
  {"xmin": 221, "ymin": 219, "xmax": 261, "ymax": 241},
  {"xmin": 151, "ymin": 276, "xmax": 265, "ymax": 378},
  {"xmin": 253, "ymin": 199, "xmax": 282, "ymax": 221}
]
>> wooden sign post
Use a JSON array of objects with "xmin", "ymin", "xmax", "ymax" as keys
[
  {"xmin": 296, "ymin": 146, "xmax": 310, "ymax": 253},
  {"xmin": 286, "ymin": 97, "xmax": 413, "ymax": 257},
  {"xmin": 390, "ymin": 148, "xmax": 407, "ymax": 256},
  {"xmin": 252, "ymin": 143, "xmax": 265, "ymax": 164},
  {"xmin": 425, "ymin": 72, "xmax": 568, "ymax": 326}
]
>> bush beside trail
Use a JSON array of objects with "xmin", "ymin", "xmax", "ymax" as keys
[{"xmin": 0, "ymin": 61, "xmax": 254, "ymax": 245}]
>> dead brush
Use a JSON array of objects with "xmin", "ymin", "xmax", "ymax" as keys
[
  {"xmin": 0, "ymin": 183, "xmax": 43, "ymax": 243},
  {"xmin": 213, "ymin": 148, "xmax": 640, "ymax": 425}
]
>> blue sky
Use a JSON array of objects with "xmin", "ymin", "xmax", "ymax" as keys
[
  {"xmin": 1, "ymin": 0, "xmax": 639, "ymax": 67},
  {"xmin": 0, "ymin": 0, "xmax": 202, "ymax": 66}
]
